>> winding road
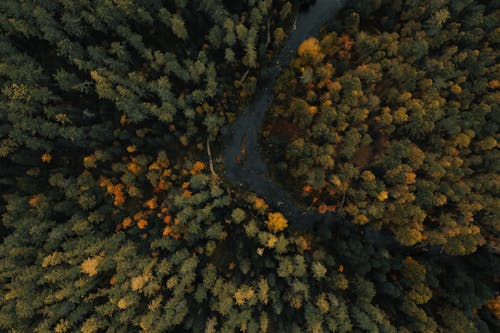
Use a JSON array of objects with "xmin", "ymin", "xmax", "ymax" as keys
[{"xmin": 223, "ymin": 0, "xmax": 349, "ymax": 231}]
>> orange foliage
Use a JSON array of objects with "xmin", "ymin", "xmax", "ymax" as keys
[
  {"xmin": 28, "ymin": 194, "xmax": 43, "ymax": 207},
  {"xmin": 190, "ymin": 161, "xmax": 205, "ymax": 175},
  {"xmin": 126, "ymin": 145, "xmax": 137, "ymax": 153},
  {"xmin": 102, "ymin": 182, "xmax": 126, "ymax": 207},
  {"xmin": 489, "ymin": 79, "xmax": 500, "ymax": 89},
  {"xmin": 122, "ymin": 217, "xmax": 133, "ymax": 228},
  {"xmin": 404, "ymin": 172, "xmax": 417, "ymax": 185},
  {"xmin": 486, "ymin": 296, "xmax": 500, "ymax": 319},
  {"xmin": 137, "ymin": 219, "xmax": 148, "ymax": 229},
  {"xmin": 144, "ymin": 197, "xmax": 157, "ymax": 209},
  {"xmin": 99, "ymin": 177, "xmax": 111, "ymax": 188},
  {"xmin": 83, "ymin": 155, "xmax": 97, "ymax": 168},
  {"xmin": 298, "ymin": 37, "xmax": 321, "ymax": 58},
  {"xmin": 318, "ymin": 204, "xmax": 328, "ymax": 214},
  {"xmin": 41, "ymin": 152, "xmax": 52, "ymax": 163},
  {"xmin": 127, "ymin": 159, "xmax": 142, "ymax": 175},
  {"xmin": 109, "ymin": 275, "xmax": 117, "ymax": 285},
  {"xmin": 253, "ymin": 197, "xmax": 268, "ymax": 211},
  {"xmin": 120, "ymin": 115, "xmax": 128, "ymax": 125},
  {"xmin": 318, "ymin": 203, "xmax": 337, "ymax": 214},
  {"xmin": 162, "ymin": 225, "xmax": 180, "ymax": 239},
  {"xmin": 377, "ymin": 191, "xmax": 389, "ymax": 202},
  {"xmin": 183, "ymin": 190, "xmax": 192, "ymax": 198},
  {"xmin": 341, "ymin": 35, "xmax": 354, "ymax": 51},
  {"xmin": 328, "ymin": 81, "xmax": 342, "ymax": 91},
  {"xmin": 303, "ymin": 185, "xmax": 313, "ymax": 193}
]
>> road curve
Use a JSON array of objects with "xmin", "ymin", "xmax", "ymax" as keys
[{"xmin": 222, "ymin": 0, "xmax": 348, "ymax": 231}]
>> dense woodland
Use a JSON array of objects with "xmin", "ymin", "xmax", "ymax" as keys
[
  {"xmin": 0, "ymin": 0, "xmax": 499, "ymax": 332},
  {"xmin": 264, "ymin": 0, "xmax": 499, "ymax": 254}
]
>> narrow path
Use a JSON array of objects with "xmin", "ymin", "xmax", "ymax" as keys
[
  {"xmin": 222, "ymin": 0, "xmax": 348, "ymax": 231},
  {"xmin": 221, "ymin": 0, "xmax": 413, "ymax": 251}
]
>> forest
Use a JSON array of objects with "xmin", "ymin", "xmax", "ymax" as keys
[{"xmin": 0, "ymin": 0, "xmax": 499, "ymax": 332}]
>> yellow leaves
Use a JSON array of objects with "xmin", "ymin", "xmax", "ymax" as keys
[
  {"xmin": 308, "ymin": 105, "xmax": 318, "ymax": 115},
  {"xmin": 234, "ymin": 286, "xmax": 255, "ymax": 306},
  {"xmin": 434, "ymin": 194, "xmax": 447, "ymax": 206},
  {"xmin": 117, "ymin": 298, "xmax": 128, "ymax": 309},
  {"xmin": 266, "ymin": 212, "xmax": 288, "ymax": 233},
  {"xmin": 330, "ymin": 175, "xmax": 342, "ymax": 189},
  {"xmin": 90, "ymin": 70, "xmax": 103, "ymax": 83},
  {"xmin": 404, "ymin": 172, "xmax": 417, "ymax": 185},
  {"xmin": 393, "ymin": 107, "xmax": 409, "ymax": 123},
  {"xmin": 41, "ymin": 251, "xmax": 65, "ymax": 268},
  {"xmin": 126, "ymin": 145, "xmax": 137, "ymax": 153},
  {"xmin": 131, "ymin": 274, "xmax": 151, "ymax": 291},
  {"xmin": 353, "ymin": 214, "xmax": 369, "ymax": 225},
  {"xmin": 316, "ymin": 293, "xmax": 330, "ymax": 314},
  {"xmin": 80, "ymin": 253, "xmax": 104, "ymax": 277},
  {"xmin": 450, "ymin": 83, "xmax": 462, "ymax": 95},
  {"xmin": 9, "ymin": 82, "xmax": 29, "ymax": 100},
  {"xmin": 298, "ymin": 37, "xmax": 321, "ymax": 58},
  {"xmin": 397, "ymin": 91, "xmax": 412, "ymax": 103},
  {"xmin": 55, "ymin": 113, "xmax": 69, "ymax": 124},
  {"xmin": 41, "ymin": 152, "xmax": 52, "ymax": 163},
  {"xmin": 328, "ymin": 81, "xmax": 342, "ymax": 92},
  {"xmin": 361, "ymin": 170, "xmax": 375, "ymax": 182},
  {"xmin": 54, "ymin": 319, "xmax": 70, "ymax": 333},
  {"xmin": 396, "ymin": 227, "xmax": 424, "ymax": 246},
  {"xmin": 265, "ymin": 234, "xmax": 278, "ymax": 248},
  {"xmin": 377, "ymin": 191, "xmax": 389, "ymax": 202}
]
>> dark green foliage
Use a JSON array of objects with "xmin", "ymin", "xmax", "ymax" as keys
[{"xmin": 0, "ymin": 0, "xmax": 499, "ymax": 332}]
